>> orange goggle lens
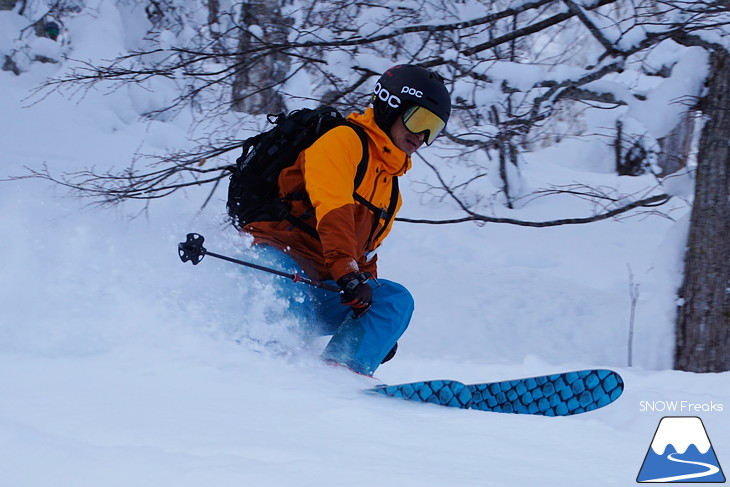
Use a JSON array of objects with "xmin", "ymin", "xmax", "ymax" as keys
[{"xmin": 402, "ymin": 106, "xmax": 446, "ymax": 145}]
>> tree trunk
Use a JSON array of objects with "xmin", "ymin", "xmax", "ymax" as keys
[
  {"xmin": 207, "ymin": 0, "xmax": 219, "ymax": 27},
  {"xmin": 231, "ymin": 0, "xmax": 289, "ymax": 114},
  {"xmin": 674, "ymin": 49, "xmax": 730, "ymax": 372}
]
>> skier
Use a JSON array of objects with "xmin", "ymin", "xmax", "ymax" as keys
[{"xmin": 244, "ymin": 64, "xmax": 452, "ymax": 376}]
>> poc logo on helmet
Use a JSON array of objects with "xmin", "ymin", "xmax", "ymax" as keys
[
  {"xmin": 401, "ymin": 86, "xmax": 423, "ymax": 98},
  {"xmin": 374, "ymin": 82, "xmax": 401, "ymax": 108}
]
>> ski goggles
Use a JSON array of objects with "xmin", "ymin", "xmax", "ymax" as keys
[{"xmin": 402, "ymin": 105, "xmax": 446, "ymax": 145}]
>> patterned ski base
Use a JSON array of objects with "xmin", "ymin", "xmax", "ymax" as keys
[{"xmin": 368, "ymin": 369, "xmax": 624, "ymax": 416}]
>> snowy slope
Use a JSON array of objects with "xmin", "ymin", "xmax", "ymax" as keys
[{"xmin": 1, "ymin": 5, "xmax": 728, "ymax": 487}]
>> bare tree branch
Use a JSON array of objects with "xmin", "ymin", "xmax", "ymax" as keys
[
  {"xmin": 396, "ymin": 193, "xmax": 671, "ymax": 227},
  {"xmin": 562, "ymin": 0, "xmax": 621, "ymax": 56},
  {"xmin": 9, "ymin": 0, "xmax": 724, "ymax": 228}
]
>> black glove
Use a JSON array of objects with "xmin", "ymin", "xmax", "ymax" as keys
[{"xmin": 337, "ymin": 272, "xmax": 373, "ymax": 318}]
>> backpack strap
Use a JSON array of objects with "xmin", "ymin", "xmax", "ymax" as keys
[
  {"xmin": 353, "ymin": 175, "xmax": 399, "ymax": 250},
  {"xmin": 286, "ymin": 122, "xmax": 399, "ymax": 252},
  {"xmin": 284, "ymin": 211, "xmax": 320, "ymax": 240},
  {"xmin": 349, "ymin": 121, "xmax": 400, "ymax": 249},
  {"xmin": 284, "ymin": 123, "xmax": 370, "ymax": 240}
]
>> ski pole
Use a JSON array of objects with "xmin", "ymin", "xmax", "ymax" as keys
[{"xmin": 177, "ymin": 233, "xmax": 341, "ymax": 293}]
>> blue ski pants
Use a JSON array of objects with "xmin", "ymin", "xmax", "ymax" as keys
[{"xmin": 249, "ymin": 245, "xmax": 413, "ymax": 375}]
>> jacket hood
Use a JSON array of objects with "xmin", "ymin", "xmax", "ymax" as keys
[{"xmin": 348, "ymin": 107, "xmax": 412, "ymax": 176}]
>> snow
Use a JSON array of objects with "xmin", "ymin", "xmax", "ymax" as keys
[
  {"xmin": 651, "ymin": 417, "xmax": 712, "ymax": 455},
  {"xmin": 626, "ymin": 47, "xmax": 709, "ymax": 140},
  {"xmin": 1, "ymin": 3, "xmax": 729, "ymax": 487}
]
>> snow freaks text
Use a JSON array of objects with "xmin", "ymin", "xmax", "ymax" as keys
[{"xmin": 639, "ymin": 401, "xmax": 724, "ymax": 413}]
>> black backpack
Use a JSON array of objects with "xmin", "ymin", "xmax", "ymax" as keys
[{"xmin": 226, "ymin": 106, "xmax": 370, "ymax": 238}]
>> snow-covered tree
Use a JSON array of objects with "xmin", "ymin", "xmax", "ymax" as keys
[{"xmin": 675, "ymin": 44, "xmax": 730, "ymax": 373}]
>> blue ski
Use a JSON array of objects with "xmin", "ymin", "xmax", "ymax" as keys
[{"xmin": 367, "ymin": 369, "xmax": 623, "ymax": 416}]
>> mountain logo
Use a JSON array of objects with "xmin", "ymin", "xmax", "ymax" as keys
[{"xmin": 637, "ymin": 416, "xmax": 725, "ymax": 483}]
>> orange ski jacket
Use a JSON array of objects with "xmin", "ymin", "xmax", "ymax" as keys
[{"xmin": 245, "ymin": 107, "xmax": 411, "ymax": 282}]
